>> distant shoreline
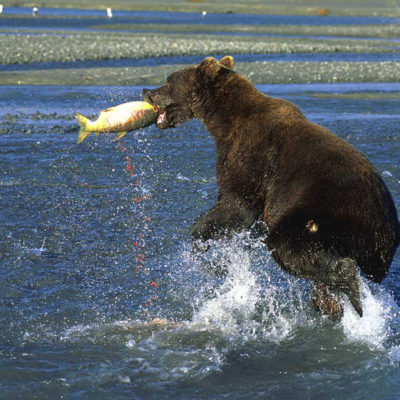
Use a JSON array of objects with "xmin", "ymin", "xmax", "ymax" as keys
[
  {"xmin": 1, "ymin": 0, "xmax": 400, "ymax": 17},
  {"xmin": 1, "ymin": 1, "xmax": 399, "ymax": 86},
  {"xmin": 2, "ymin": 61, "xmax": 400, "ymax": 86}
]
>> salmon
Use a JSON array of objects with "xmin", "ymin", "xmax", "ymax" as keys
[{"xmin": 75, "ymin": 101, "xmax": 157, "ymax": 144}]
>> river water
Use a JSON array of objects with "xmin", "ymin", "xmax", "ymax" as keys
[
  {"xmin": 0, "ymin": 83, "xmax": 399, "ymax": 398},
  {"xmin": 2, "ymin": 7, "xmax": 398, "ymax": 27}
]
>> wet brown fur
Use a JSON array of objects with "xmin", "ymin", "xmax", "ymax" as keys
[{"xmin": 143, "ymin": 56, "xmax": 400, "ymax": 318}]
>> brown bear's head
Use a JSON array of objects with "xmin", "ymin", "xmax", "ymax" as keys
[{"xmin": 142, "ymin": 56, "xmax": 234, "ymax": 129}]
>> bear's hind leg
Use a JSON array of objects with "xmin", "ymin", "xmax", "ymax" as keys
[
  {"xmin": 307, "ymin": 257, "xmax": 363, "ymax": 317},
  {"xmin": 324, "ymin": 257, "xmax": 363, "ymax": 317},
  {"xmin": 267, "ymin": 224, "xmax": 363, "ymax": 317},
  {"xmin": 302, "ymin": 257, "xmax": 362, "ymax": 318},
  {"xmin": 312, "ymin": 284, "xmax": 343, "ymax": 319}
]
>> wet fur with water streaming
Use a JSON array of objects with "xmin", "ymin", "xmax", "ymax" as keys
[{"xmin": 143, "ymin": 56, "xmax": 400, "ymax": 318}]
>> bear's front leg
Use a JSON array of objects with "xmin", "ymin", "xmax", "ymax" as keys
[
  {"xmin": 312, "ymin": 284, "xmax": 344, "ymax": 319},
  {"xmin": 191, "ymin": 201, "xmax": 262, "ymax": 276},
  {"xmin": 191, "ymin": 200, "xmax": 260, "ymax": 246}
]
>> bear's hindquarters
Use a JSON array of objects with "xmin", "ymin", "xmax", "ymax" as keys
[{"xmin": 266, "ymin": 220, "xmax": 364, "ymax": 316}]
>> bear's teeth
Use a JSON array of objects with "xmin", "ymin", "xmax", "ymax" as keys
[{"xmin": 157, "ymin": 111, "xmax": 167, "ymax": 124}]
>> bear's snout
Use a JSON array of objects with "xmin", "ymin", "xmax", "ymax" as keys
[
  {"xmin": 142, "ymin": 88, "xmax": 155, "ymax": 105},
  {"xmin": 142, "ymin": 88, "xmax": 170, "ymax": 112}
]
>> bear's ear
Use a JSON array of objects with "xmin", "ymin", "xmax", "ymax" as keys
[
  {"xmin": 219, "ymin": 56, "xmax": 234, "ymax": 70},
  {"xmin": 197, "ymin": 57, "xmax": 221, "ymax": 81}
]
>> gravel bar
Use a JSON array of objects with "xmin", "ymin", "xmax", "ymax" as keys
[
  {"xmin": 95, "ymin": 23, "xmax": 400, "ymax": 39},
  {"xmin": 1, "ymin": 61, "xmax": 400, "ymax": 85},
  {"xmin": 1, "ymin": 32, "xmax": 399, "ymax": 66}
]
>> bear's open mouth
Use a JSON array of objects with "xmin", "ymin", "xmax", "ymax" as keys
[
  {"xmin": 157, "ymin": 111, "xmax": 167, "ymax": 125},
  {"xmin": 152, "ymin": 105, "xmax": 167, "ymax": 127}
]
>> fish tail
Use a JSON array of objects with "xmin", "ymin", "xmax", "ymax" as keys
[{"xmin": 75, "ymin": 112, "xmax": 93, "ymax": 144}]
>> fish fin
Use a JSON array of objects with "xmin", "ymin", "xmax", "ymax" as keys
[
  {"xmin": 99, "ymin": 107, "xmax": 115, "ymax": 117},
  {"xmin": 75, "ymin": 112, "xmax": 92, "ymax": 144},
  {"xmin": 115, "ymin": 131, "xmax": 128, "ymax": 140}
]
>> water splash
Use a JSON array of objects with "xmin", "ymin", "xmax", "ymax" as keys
[
  {"xmin": 189, "ymin": 235, "xmax": 312, "ymax": 343},
  {"xmin": 50, "ymin": 235, "xmax": 400, "ymax": 390},
  {"xmin": 31, "ymin": 237, "xmax": 47, "ymax": 256},
  {"xmin": 186, "ymin": 234, "xmax": 400, "ymax": 356},
  {"xmin": 341, "ymin": 279, "xmax": 399, "ymax": 350},
  {"xmin": 192, "ymin": 248, "xmax": 260, "ymax": 333}
]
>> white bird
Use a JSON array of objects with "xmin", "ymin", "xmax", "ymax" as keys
[
  {"xmin": 201, "ymin": 10, "xmax": 207, "ymax": 17},
  {"xmin": 0, "ymin": 5, "xmax": 3, "ymax": 14},
  {"xmin": 32, "ymin": 6, "xmax": 38, "ymax": 16},
  {"xmin": 106, "ymin": 7, "xmax": 113, "ymax": 18}
]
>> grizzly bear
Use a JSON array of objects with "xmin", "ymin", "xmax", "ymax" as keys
[{"xmin": 143, "ymin": 56, "xmax": 400, "ymax": 318}]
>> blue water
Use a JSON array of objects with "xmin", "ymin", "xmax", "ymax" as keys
[
  {"xmin": 0, "ymin": 83, "xmax": 399, "ymax": 398},
  {"xmin": 2, "ymin": 6, "xmax": 398, "ymax": 26},
  {"xmin": 2, "ymin": 52, "xmax": 400, "ymax": 72},
  {"xmin": 1, "ymin": 6, "xmax": 399, "ymax": 39}
]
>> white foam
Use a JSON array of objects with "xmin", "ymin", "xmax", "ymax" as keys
[
  {"xmin": 190, "ymin": 237, "xmax": 310, "ymax": 343},
  {"xmin": 341, "ymin": 279, "xmax": 396, "ymax": 349},
  {"xmin": 382, "ymin": 170, "xmax": 393, "ymax": 178},
  {"xmin": 192, "ymin": 249, "xmax": 260, "ymax": 334},
  {"xmin": 176, "ymin": 173, "xmax": 190, "ymax": 182},
  {"xmin": 257, "ymin": 277, "xmax": 309, "ymax": 341},
  {"xmin": 118, "ymin": 375, "xmax": 131, "ymax": 383},
  {"xmin": 58, "ymin": 235, "xmax": 399, "ymax": 374},
  {"xmin": 61, "ymin": 323, "xmax": 98, "ymax": 342},
  {"xmin": 389, "ymin": 345, "xmax": 400, "ymax": 364},
  {"xmin": 188, "ymin": 235, "xmax": 400, "ymax": 353}
]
